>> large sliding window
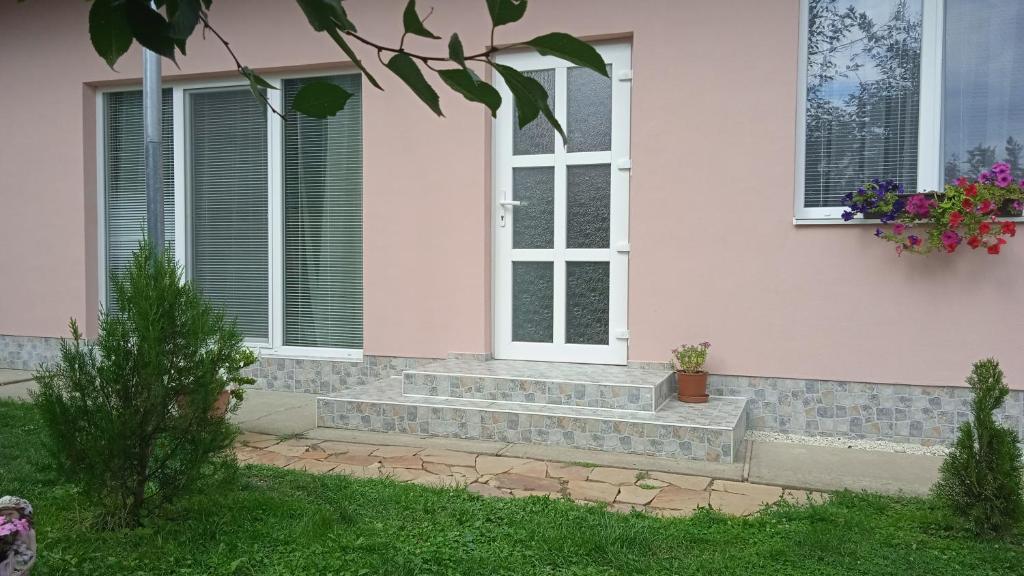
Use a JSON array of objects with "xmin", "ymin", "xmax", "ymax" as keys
[
  {"xmin": 796, "ymin": 0, "xmax": 1024, "ymax": 220},
  {"xmin": 189, "ymin": 89, "xmax": 270, "ymax": 342},
  {"xmin": 99, "ymin": 73, "xmax": 364, "ymax": 357},
  {"xmin": 282, "ymin": 76, "xmax": 363, "ymax": 349},
  {"xmin": 941, "ymin": 0, "xmax": 1024, "ymax": 183},
  {"xmin": 101, "ymin": 89, "xmax": 174, "ymax": 311}
]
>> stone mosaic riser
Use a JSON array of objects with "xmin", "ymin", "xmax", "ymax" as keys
[
  {"xmin": 317, "ymin": 398, "xmax": 740, "ymax": 463},
  {"xmin": 403, "ymin": 371, "xmax": 673, "ymax": 413},
  {"xmin": 709, "ymin": 375, "xmax": 1024, "ymax": 447}
]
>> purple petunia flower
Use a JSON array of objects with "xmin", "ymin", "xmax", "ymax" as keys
[
  {"xmin": 993, "ymin": 161, "xmax": 1011, "ymax": 175},
  {"xmin": 874, "ymin": 227, "xmax": 884, "ymax": 237},
  {"xmin": 997, "ymin": 172, "xmax": 1013, "ymax": 188},
  {"xmin": 980, "ymin": 170, "xmax": 992, "ymax": 183},
  {"xmin": 941, "ymin": 229, "xmax": 961, "ymax": 246},
  {"xmin": 842, "ymin": 211, "xmax": 855, "ymax": 221}
]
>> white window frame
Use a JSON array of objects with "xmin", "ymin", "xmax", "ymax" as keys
[
  {"xmin": 96, "ymin": 71, "xmax": 363, "ymax": 362},
  {"xmin": 794, "ymin": 0, "xmax": 945, "ymax": 224}
]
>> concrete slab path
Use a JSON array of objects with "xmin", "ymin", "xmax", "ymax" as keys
[
  {"xmin": 232, "ymin": 390, "xmax": 317, "ymax": 436},
  {"xmin": 0, "ymin": 368, "xmax": 34, "ymax": 385},
  {"xmin": 748, "ymin": 441, "xmax": 941, "ymax": 496},
  {"xmin": 0, "ymin": 370, "xmax": 36, "ymax": 401},
  {"xmin": 0, "ymin": 376, "xmax": 315, "ymax": 436}
]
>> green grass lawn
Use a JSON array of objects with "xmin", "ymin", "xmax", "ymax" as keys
[{"xmin": 1, "ymin": 400, "xmax": 1021, "ymax": 575}]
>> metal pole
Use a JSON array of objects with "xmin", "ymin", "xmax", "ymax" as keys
[{"xmin": 143, "ymin": 44, "xmax": 163, "ymax": 256}]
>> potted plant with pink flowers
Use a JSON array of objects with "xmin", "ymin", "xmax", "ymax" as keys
[
  {"xmin": 0, "ymin": 497, "xmax": 35, "ymax": 576},
  {"xmin": 842, "ymin": 162, "xmax": 1024, "ymax": 255},
  {"xmin": 672, "ymin": 342, "xmax": 711, "ymax": 403}
]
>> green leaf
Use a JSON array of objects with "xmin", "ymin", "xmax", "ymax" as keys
[
  {"xmin": 293, "ymin": 0, "xmax": 381, "ymax": 90},
  {"xmin": 165, "ymin": 0, "xmax": 202, "ymax": 54},
  {"xmin": 239, "ymin": 67, "xmax": 276, "ymax": 112},
  {"xmin": 323, "ymin": 29, "xmax": 383, "ymax": 90},
  {"xmin": 486, "ymin": 0, "xmax": 528, "ymax": 27},
  {"xmin": 125, "ymin": 0, "xmax": 178, "ymax": 62},
  {"xmin": 403, "ymin": 0, "xmax": 440, "ymax": 39},
  {"xmin": 448, "ymin": 33, "xmax": 465, "ymax": 67},
  {"xmin": 165, "ymin": 0, "xmax": 201, "ymax": 38},
  {"xmin": 295, "ymin": 0, "xmax": 356, "ymax": 32},
  {"xmin": 494, "ymin": 63, "xmax": 565, "ymax": 142},
  {"xmin": 240, "ymin": 67, "xmax": 276, "ymax": 90},
  {"xmin": 524, "ymin": 33, "xmax": 607, "ymax": 77},
  {"xmin": 386, "ymin": 53, "xmax": 443, "ymax": 117},
  {"xmin": 438, "ymin": 68, "xmax": 501, "ymax": 116},
  {"xmin": 89, "ymin": 0, "xmax": 133, "ymax": 69},
  {"xmin": 291, "ymin": 81, "xmax": 353, "ymax": 119}
]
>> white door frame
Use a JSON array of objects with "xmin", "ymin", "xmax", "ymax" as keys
[{"xmin": 492, "ymin": 41, "xmax": 631, "ymax": 365}]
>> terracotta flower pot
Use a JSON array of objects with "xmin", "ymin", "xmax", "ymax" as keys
[
  {"xmin": 210, "ymin": 389, "xmax": 232, "ymax": 418},
  {"xmin": 676, "ymin": 371, "xmax": 709, "ymax": 403},
  {"xmin": 176, "ymin": 389, "xmax": 232, "ymax": 419}
]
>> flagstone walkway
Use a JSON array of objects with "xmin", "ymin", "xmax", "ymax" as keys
[{"xmin": 236, "ymin": 431, "xmax": 828, "ymax": 517}]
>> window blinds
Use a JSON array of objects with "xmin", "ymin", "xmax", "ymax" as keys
[
  {"xmin": 189, "ymin": 88, "xmax": 269, "ymax": 341},
  {"xmin": 282, "ymin": 75, "xmax": 364, "ymax": 349},
  {"xmin": 103, "ymin": 89, "xmax": 174, "ymax": 312},
  {"xmin": 803, "ymin": 0, "xmax": 922, "ymax": 207},
  {"xmin": 941, "ymin": 0, "xmax": 1024, "ymax": 183}
]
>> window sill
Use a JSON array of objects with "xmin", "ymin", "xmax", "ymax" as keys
[
  {"xmin": 251, "ymin": 347, "xmax": 364, "ymax": 363},
  {"xmin": 794, "ymin": 217, "xmax": 880, "ymax": 226},
  {"xmin": 795, "ymin": 215, "xmax": 1024, "ymax": 226}
]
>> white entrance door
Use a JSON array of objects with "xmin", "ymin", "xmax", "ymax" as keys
[{"xmin": 493, "ymin": 42, "xmax": 631, "ymax": 365}]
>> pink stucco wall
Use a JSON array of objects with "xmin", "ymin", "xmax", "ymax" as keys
[{"xmin": 1, "ymin": 0, "xmax": 1021, "ymax": 388}]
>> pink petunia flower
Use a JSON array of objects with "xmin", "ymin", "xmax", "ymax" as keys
[{"xmin": 906, "ymin": 194, "xmax": 936, "ymax": 217}]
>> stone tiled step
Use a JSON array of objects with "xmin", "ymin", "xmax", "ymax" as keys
[
  {"xmin": 402, "ymin": 359, "xmax": 675, "ymax": 413},
  {"xmin": 318, "ymin": 379, "xmax": 747, "ymax": 463}
]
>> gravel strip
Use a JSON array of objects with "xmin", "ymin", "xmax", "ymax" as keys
[{"xmin": 746, "ymin": 430, "xmax": 950, "ymax": 457}]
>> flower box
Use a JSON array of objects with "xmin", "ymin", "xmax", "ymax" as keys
[{"xmin": 842, "ymin": 163, "xmax": 1023, "ymax": 255}]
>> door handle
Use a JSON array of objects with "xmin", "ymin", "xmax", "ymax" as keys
[{"xmin": 499, "ymin": 199, "xmax": 522, "ymax": 207}]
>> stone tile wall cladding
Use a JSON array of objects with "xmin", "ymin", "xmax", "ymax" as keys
[
  {"xmin": 709, "ymin": 374, "xmax": 1024, "ymax": 447},
  {"xmin": 317, "ymin": 398, "xmax": 740, "ymax": 462},
  {"xmin": 0, "ymin": 334, "xmax": 61, "ymax": 371},
  {"xmin": 242, "ymin": 355, "xmax": 434, "ymax": 395}
]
